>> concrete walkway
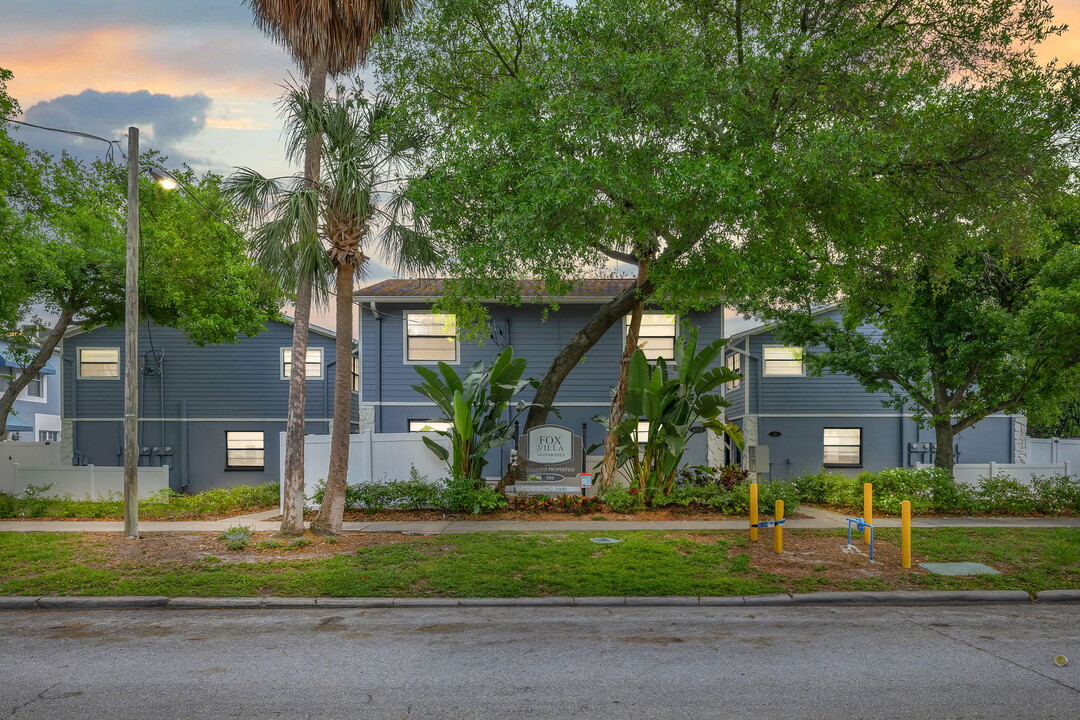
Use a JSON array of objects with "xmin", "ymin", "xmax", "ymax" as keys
[{"xmin": 1, "ymin": 506, "xmax": 1079, "ymax": 534}]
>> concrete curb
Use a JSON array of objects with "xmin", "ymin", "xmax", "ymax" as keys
[
  {"xmin": 1, "ymin": 589, "xmax": 1060, "ymax": 610},
  {"xmin": 1035, "ymin": 589, "xmax": 1080, "ymax": 603}
]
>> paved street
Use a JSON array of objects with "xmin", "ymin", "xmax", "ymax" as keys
[{"xmin": 1, "ymin": 605, "xmax": 1077, "ymax": 719}]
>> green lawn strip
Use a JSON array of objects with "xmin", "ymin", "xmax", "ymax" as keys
[{"xmin": 1, "ymin": 529, "xmax": 1077, "ymax": 598}]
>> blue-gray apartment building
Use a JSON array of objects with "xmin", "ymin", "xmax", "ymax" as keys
[
  {"xmin": 61, "ymin": 319, "xmax": 358, "ymax": 493},
  {"xmin": 721, "ymin": 310, "xmax": 1022, "ymax": 479}
]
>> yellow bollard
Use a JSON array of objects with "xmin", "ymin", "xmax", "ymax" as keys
[
  {"xmin": 901, "ymin": 500, "xmax": 912, "ymax": 569},
  {"xmin": 775, "ymin": 500, "xmax": 784, "ymax": 553},
  {"xmin": 863, "ymin": 483, "xmax": 873, "ymax": 545},
  {"xmin": 749, "ymin": 483, "xmax": 759, "ymax": 541}
]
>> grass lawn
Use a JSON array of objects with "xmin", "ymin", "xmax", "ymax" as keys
[{"xmin": 1, "ymin": 528, "xmax": 1077, "ymax": 598}]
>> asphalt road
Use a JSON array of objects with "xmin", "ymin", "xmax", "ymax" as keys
[{"xmin": 1, "ymin": 604, "xmax": 1077, "ymax": 719}]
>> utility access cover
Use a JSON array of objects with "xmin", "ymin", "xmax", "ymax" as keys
[
  {"xmin": 590, "ymin": 538, "xmax": 622, "ymax": 544},
  {"xmin": 919, "ymin": 562, "xmax": 1000, "ymax": 576}
]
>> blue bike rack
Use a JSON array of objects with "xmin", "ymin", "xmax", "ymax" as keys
[{"xmin": 845, "ymin": 517, "xmax": 875, "ymax": 562}]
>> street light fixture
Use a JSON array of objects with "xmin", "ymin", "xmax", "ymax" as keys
[{"xmin": 148, "ymin": 167, "xmax": 179, "ymax": 191}]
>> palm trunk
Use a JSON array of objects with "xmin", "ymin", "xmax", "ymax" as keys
[
  {"xmin": 312, "ymin": 259, "xmax": 354, "ymax": 535},
  {"xmin": 933, "ymin": 422, "xmax": 956, "ymax": 471},
  {"xmin": 597, "ymin": 263, "xmax": 648, "ymax": 490},
  {"xmin": 0, "ymin": 309, "xmax": 74, "ymax": 436},
  {"xmin": 278, "ymin": 58, "xmax": 328, "ymax": 537}
]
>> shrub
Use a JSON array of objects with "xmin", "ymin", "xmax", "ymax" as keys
[
  {"xmin": 791, "ymin": 471, "xmax": 857, "ymax": 506},
  {"xmin": 1031, "ymin": 474, "xmax": 1080, "ymax": 514},
  {"xmin": 976, "ymin": 477, "xmax": 1036, "ymax": 515},
  {"xmin": 440, "ymin": 475, "xmax": 507, "ymax": 514},
  {"xmin": 551, "ymin": 494, "xmax": 605, "ymax": 515},
  {"xmin": 855, "ymin": 467, "xmax": 977, "ymax": 515},
  {"xmin": 0, "ymin": 493, "xmax": 16, "ymax": 518},
  {"xmin": 674, "ymin": 465, "xmax": 749, "ymax": 491},
  {"xmin": 602, "ymin": 486, "xmax": 643, "ymax": 514},
  {"xmin": 258, "ymin": 539, "xmax": 282, "ymax": 549},
  {"xmin": 218, "ymin": 525, "xmax": 253, "ymax": 551}
]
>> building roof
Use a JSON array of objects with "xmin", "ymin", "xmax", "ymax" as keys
[{"xmin": 355, "ymin": 278, "xmax": 636, "ymax": 301}]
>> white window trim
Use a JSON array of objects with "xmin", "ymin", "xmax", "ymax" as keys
[
  {"xmin": 77, "ymin": 347, "xmax": 121, "ymax": 380},
  {"xmin": 280, "ymin": 347, "xmax": 324, "ymax": 380},
  {"xmin": 403, "ymin": 312, "xmax": 460, "ymax": 366},
  {"xmin": 625, "ymin": 313, "xmax": 679, "ymax": 363},
  {"xmin": 761, "ymin": 344, "xmax": 805, "ymax": 377},
  {"xmin": 19, "ymin": 372, "xmax": 47, "ymax": 404}
]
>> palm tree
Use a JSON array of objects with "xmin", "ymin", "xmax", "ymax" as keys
[
  {"xmin": 244, "ymin": 0, "xmax": 415, "ymax": 535},
  {"xmin": 230, "ymin": 83, "xmax": 436, "ymax": 535}
]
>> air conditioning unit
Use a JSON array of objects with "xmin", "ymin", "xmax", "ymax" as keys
[{"xmin": 745, "ymin": 445, "xmax": 770, "ymax": 474}]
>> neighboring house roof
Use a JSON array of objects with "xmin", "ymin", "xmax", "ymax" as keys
[
  {"xmin": 355, "ymin": 278, "xmax": 636, "ymax": 302},
  {"xmin": 64, "ymin": 317, "xmax": 342, "ymax": 343},
  {"xmin": 728, "ymin": 304, "xmax": 841, "ymax": 342}
]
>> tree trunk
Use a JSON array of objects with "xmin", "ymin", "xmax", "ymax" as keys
[
  {"xmin": 597, "ymin": 263, "xmax": 648, "ymax": 490},
  {"xmin": 278, "ymin": 59, "xmax": 328, "ymax": 537},
  {"xmin": 280, "ymin": 275, "xmax": 313, "ymax": 536},
  {"xmin": 312, "ymin": 260, "xmax": 354, "ymax": 536},
  {"xmin": 0, "ymin": 309, "xmax": 75, "ymax": 437},
  {"xmin": 933, "ymin": 422, "xmax": 956, "ymax": 471},
  {"xmin": 524, "ymin": 276, "xmax": 655, "ymax": 430}
]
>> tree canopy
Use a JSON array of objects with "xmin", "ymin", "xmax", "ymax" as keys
[
  {"xmin": 769, "ymin": 215, "xmax": 1080, "ymax": 469},
  {"xmin": 0, "ymin": 69, "xmax": 281, "ymax": 433},
  {"xmin": 372, "ymin": 0, "xmax": 1080, "ymax": 427}
]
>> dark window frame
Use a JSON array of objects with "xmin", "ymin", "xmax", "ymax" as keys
[
  {"xmin": 823, "ymin": 427, "xmax": 863, "ymax": 467},
  {"xmin": 225, "ymin": 431, "xmax": 266, "ymax": 472}
]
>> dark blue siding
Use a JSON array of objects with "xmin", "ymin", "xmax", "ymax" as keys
[{"xmin": 63, "ymin": 320, "xmax": 356, "ymax": 492}]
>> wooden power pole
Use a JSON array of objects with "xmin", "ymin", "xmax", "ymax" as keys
[{"xmin": 124, "ymin": 126, "xmax": 140, "ymax": 539}]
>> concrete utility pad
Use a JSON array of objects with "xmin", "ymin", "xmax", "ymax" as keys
[{"xmin": 919, "ymin": 562, "xmax": 1000, "ymax": 576}]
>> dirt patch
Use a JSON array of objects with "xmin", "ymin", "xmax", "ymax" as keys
[
  {"xmin": 74, "ymin": 531, "xmax": 421, "ymax": 566},
  {"xmin": 5, "ymin": 506, "xmax": 279, "ymax": 522},
  {"xmin": 734, "ymin": 531, "xmax": 926, "ymax": 588},
  {"xmin": 268, "ymin": 508, "xmax": 811, "ymax": 523}
]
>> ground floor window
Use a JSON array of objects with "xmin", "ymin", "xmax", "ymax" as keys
[
  {"xmin": 226, "ymin": 431, "xmax": 265, "ymax": 471},
  {"xmin": 823, "ymin": 428, "xmax": 862, "ymax": 466},
  {"xmin": 409, "ymin": 420, "xmax": 453, "ymax": 432}
]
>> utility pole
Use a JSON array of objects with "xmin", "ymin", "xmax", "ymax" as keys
[{"xmin": 124, "ymin": 126, "xmax": 140, "ymax": 539}]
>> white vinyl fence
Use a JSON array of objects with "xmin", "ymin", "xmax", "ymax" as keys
[
  {"xmin": 1028, "ymin": 438, "xmax": 1080, "ymax": 466},
  {"xmin": 5, "ymin": 463, "xmax": 170, "ymax": 500},
  {"xmin": 280, "ymin": 431, "xmax": 452, "ymax": 508},
  {"xmin": 916, "ymin": 461, "xmax": 1075, "ymax": 485}
]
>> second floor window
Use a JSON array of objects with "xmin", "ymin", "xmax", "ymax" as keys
[
  {"xmin": 352, "ymin": 355, "xmax": 359, "ymax": 392},
  {"xmin": 78, "ymin": 348, "xmax": 120, "ymax": 379},
  {"xmin": 25, "ymin": 373, "xmax": 43, "ymax": 398},
  {"xmin": 725, "ymin": 353, "xmax": 741, "ymax": 391},
  {"xmin": 762, "ymin": 346, "xmax": 804, "ymax": 376},
  {"xmin": 281, "ymin": 347, "xmax": 324, "ymax": 379},
  {"xmin": 406, "ymin": 313, "xmax": 458, "ymax": 363},
  {"xmin": 637, "ymin": 314, "xmax": 677, "ymax": 361},
  {"xmin": 39, "ymin": 430, "xmax": 59, "ymax": 442}
]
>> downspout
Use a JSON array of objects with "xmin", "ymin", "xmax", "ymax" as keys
[
  {"xmin": 62, "ymin": 355, "xmax": 79, "ymax": 465},
  {"xmin": 180, "ymin": 399, "xmax": 189, "ymax": 492},
  {"xmin": 324, "ymin": 356, "xmax": 336, "ymax": 435},
  {"xmin": 159, "ymin": 354, "xmax": 165, "ymax": 468},
  {"xmin": 369, "ymin": 302, "xmax": 382, "ymax": 433}
]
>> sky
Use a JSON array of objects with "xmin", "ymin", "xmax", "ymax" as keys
[{"xmin": 4, "ymin": 0, "xmax": 1080, "ymax": 336}]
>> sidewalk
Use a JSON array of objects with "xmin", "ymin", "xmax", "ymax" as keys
[{"xmin": 1, "ymin": 506, "xmax": 1079, "ymax": 534}]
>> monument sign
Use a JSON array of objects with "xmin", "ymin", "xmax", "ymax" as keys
[{"xmin": 517, "ymin": 424, "xmax": 583, "ymax": 484}]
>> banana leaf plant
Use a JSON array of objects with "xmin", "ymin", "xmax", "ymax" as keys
[
  {"xmin": 604, "ymin": 331, "xmax": 744, "ymax": 502},
  {"xmin": 412, "ymin": 346, "xmax": 548, "ymax": 481}
]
